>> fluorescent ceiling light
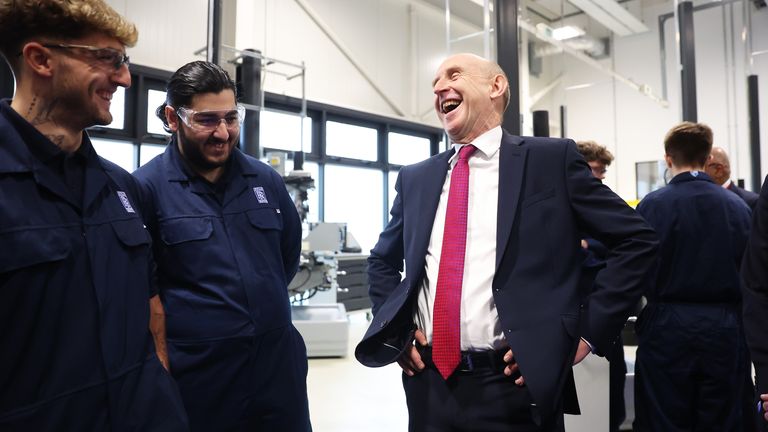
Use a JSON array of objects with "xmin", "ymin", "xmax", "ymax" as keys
[
  {"xmin": 552, "ymin": 25, "xmax": 586, "ymax": 40},
  {"xmin": 567, "ymin": 0, "xmax": 649, "ymax": 36}
]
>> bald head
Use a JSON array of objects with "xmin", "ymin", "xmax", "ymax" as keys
[
  {"xmin": 705, "ymin": 146, "xmax": 731, "ymax": 185},
  {"xmin": 432, "ymin": 53, "xmax": 510, "ymax": 143}
]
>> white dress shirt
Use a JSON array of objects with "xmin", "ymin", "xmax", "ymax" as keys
[{"xmin": 415, "ymin": 126, "xmax": 506, "ymax": 351}]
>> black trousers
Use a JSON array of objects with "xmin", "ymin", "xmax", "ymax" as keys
[{"xmin": 402, "ymin": 350, "xmax": 564, "ymax": 432}]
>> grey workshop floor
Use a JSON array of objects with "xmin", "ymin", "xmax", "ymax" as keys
[{"xmin": 306, "ymin": 311, "xmax": 408, "ymax": 432}]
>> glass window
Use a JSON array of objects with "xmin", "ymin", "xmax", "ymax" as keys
[
  {"xmin": 326, "ymin": 121, "xmax": 377, "ymax": 161},
  {"xmin": 147, "ymin": 89, "xmax": 169, "ymax": 136},
  {"xmin": 260, "ymin": 110, "xmax": 312, "ymax": 153},
  {"xmin": 91, "ymin": 138, "xmax": 135, "ymax": 172},
  {"xmin": 388, "ymin": 132, "xmax": 431, "ymax": 166},
  {"xmin": 139, "ymin": 143, "xmax": 167, "ymax": 167},
  {"xmin": 104, "ymin": 86, "xmax": 125, "ymax": 129},
  {"xmin": 323, "ymin": 165, "xmax": 383, "ymax": 253}
]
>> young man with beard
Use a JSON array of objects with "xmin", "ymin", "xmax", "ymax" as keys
[
  {"xmin": 133, "ymin": 61, "xmax": 310, "ymax": 431},
  {"xmin": 0, "ymin": 0, "xmax": 188, "ymax": 430},
  {"xmin": 355, "ymin": 53, "xmax": 658, "ymax": 432}
]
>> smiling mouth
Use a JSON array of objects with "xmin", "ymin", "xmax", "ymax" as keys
[{"xmin": 442, "ymin": 99, "xmax": 461, "ymax": 114}]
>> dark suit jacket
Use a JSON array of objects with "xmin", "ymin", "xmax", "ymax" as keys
[
  {"xmin": 742, "ymin": 174, "xmax": 768, "ymax": 396},
  {"xmin": 355, "ymin": 131, "xmax": 658, "ymax": 422},
  {"xmin": 728, "ymin": 182, "xmax": 760, "ymax": 210}
]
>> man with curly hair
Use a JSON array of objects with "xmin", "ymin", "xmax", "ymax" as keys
[{"xmin": 0, "ymin": 1, "xmax": 188, "ymax": 430}]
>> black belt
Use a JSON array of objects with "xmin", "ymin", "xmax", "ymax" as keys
[{"xmin": 417, "ymin": 345, "xmax": 510, "ymax": 375}]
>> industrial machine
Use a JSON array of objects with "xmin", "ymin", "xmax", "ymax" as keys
[{"xmin": 274, "ymin": 162, "xmax": 368, "ymax": 358}]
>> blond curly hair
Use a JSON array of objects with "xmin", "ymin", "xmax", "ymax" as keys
[{"xmin": 0, "ymin": 0, "xmax": 138, "ymax": 69}]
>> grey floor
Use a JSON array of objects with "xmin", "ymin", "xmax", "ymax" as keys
[{"xmin": 306, "ymin": 311, "xmax": 408, "ymax": 432}]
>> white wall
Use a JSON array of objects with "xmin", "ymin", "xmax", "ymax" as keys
[
  {"xmin": 106, "ymin": 0, "xmax": 209, "ymax": 72},
  {"xmin": 108, "ymin": 0, "xmax": 768, "ymax": 200}
]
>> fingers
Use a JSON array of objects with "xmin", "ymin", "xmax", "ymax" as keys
[
  {"xmin": 414, "ymin": 329, "xmax": 428, "ymax": 346},
  {"xmin": 503, "ymin": 348, "xmax": 525, "ymax": 386},
  {"xmin": 398, "ymin": 345, "xmax": 425, "ymax": 376}
]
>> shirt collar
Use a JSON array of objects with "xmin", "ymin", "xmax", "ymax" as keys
[{"xmin": 449, "ymin": 126, "xmax": 502, "ymax": 163}]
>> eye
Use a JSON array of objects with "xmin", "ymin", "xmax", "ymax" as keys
[
  {"xmin": 195, "ymin": 116, "xmax": 221, "ymax": 127},
  {"xmin": 450, "ymin": 71, "xmax": 461, "ymax": 81},
  {"xmin": 95, "ymin": 49, "xmax": 118, "ymax": 63},
  {"xmin": 224, "ymin": 114, "xmax": 239, "ymax": 126}
]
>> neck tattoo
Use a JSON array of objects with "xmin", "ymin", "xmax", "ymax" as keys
[{"xmin": 27, "ymin": 96, "xmax": 38, "ymax": 118}]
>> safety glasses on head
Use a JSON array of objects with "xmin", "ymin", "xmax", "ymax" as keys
[
  {"xmin": 42, "ymin": 43, "xmax": 130, "ymax": 70},
  {"xmin": 176, "ymin": 105, "xmax": 246, "ymax": 133}
]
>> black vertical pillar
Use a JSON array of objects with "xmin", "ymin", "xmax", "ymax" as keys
[
  {"xmin": 678, "ymin": 0, "xmax": 697, "ymax": 122},
  {"xmin": 207, "ymin": 0, "xmax": 223, "ymax": 65},
  {"xmin": 748, "ymin": 75, "xmax": 761, "ymax": 191},
  {"xmin": 532, "ymin": 110, "xmax": 549, "ymax": 137},
  {"xmin": 0, "ymin": 58, "xmax": 14, "ymax": 99},
  {"xmin": 559, "ymin": 105, "xmax": 567, "ymax": 138},
  {"xmin": 239, "ymin": 49, "xmax": 261, "ymax": 158},
  {"xmin": 495, "ymin": 0, "xmax": 521, "ymax": 135}
]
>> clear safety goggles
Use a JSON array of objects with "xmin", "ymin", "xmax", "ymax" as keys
[{"xmin": 176, "ymin": 105, "xmax": 246, "ymax": 132}]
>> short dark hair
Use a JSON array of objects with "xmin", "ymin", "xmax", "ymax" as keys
[
  {"xmin": 664, "ymin": 122, "xmax": 713, "ymax": 167},
  {"xmin": 0, "ymin": 0, "xmax": 137, "ymax": 72},
  {"xmin": 576, "ymin": 140, "xmax": 614, "ymax": 165},
  {"xmin": 157, "ymin": 61, "xmax": 238, "ymax": 133}
]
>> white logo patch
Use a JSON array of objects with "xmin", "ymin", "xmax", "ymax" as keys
[
  {"xmin": 253, "ymin": 187, "xmax": 268, "ymax": 204},
  {"xmin": 117, "ymin": 191, "xmax": 136, "ymax": 213}
]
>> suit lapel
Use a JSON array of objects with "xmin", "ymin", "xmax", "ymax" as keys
[
  {"xmin": 407, "ymin": 150, "xmax": 453, "ymax": 278},
  {"xmin": 496, "ymin": 132, "xmax": 527, "ymax": 272}
]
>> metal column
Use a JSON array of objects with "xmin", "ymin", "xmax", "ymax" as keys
[
  {"xmin": 239, "ymin": 49, "xmax": 262, "ymax": 158},
  {"xmin": 532, "ymin": 110, "xmax": 549, "ymax": 137},
  {"xmin": 559, "ymin": 105, "xmax": 567, "ymax": 138},
  {"xmin": 678, "ymin": 0, "xmax": 697, "ymax": 122},
  {"xmin": 495, "ymin": 0, "xmax": 521, "ymax": 135},
  {"xmin": 206, "ymin": 0, "xmax": 223, "ymax": 65},
  {"xmin": 748, "ymin": 75, "xmax": 761, "ymax": 191}
]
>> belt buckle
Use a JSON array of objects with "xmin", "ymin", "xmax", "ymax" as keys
[{"xmin": 458, "ymin": 353, "xmax": 474, "ymax": 372}]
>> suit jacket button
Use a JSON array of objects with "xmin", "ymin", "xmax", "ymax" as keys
[{"xmin": 380, "ymin": 320, "xmax": 388, "ymax": 328}]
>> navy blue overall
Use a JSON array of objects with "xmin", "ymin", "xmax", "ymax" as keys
[
  {"xmin": 133, "ymin": 140, "xmax": 310, "ymax": 432},
  {"xmin": 634, "ymin": 171, "xmax": 751, "ymax": 431},
  {"xmin": 0, "ymin": 100, "xmax": 188, "ymax": 431}
]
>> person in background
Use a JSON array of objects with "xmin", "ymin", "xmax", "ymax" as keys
[
  {"xmin": 356, "ymin": 53, "xmax": 658, "ymax": 432},
  {"xmin": 575, "ymin": 139, "xmax": 626, "ymax": 432},
  {"xmin": 576, "ymin": 140, "xmax": 613, "ymax": 181},
  {"xmin": 0, "ymin": 0, "xmax": 188, "ymax": 430},
  {"xmin": 133, "ymin": 60, "xmax": 311, "ymax": 432},
  {"xmin": 741, "ymin": 173, "xmax": 768, "ymax": 429},
  {"xmin": 705, "ymin": 146, "xmax": 759, "ymax": 210},
  {"xmin": 634, "ymin": 122, "xmax": 751, "ymax": 431}
]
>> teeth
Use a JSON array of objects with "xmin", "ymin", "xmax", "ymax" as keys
[{"xmin": 442, "ymin": 99, "xmax": 461, "ymax": 113}]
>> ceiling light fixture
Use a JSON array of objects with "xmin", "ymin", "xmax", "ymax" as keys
[{"xmin": 567, "ymin": 0, "xmax": 649, "ymax": 37}]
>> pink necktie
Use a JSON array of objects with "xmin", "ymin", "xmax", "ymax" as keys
[{"xmin": 432, "ymin": 144, "xmax": 477, "ymax": 380}]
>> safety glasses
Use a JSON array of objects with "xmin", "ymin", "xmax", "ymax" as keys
[{"xmin": 42, "ymin": 43, "xmax": 130, "ymax": 70}]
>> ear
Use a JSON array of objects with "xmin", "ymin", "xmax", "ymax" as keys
[
  {"xmin": 20, "ymin": 42, "xmax": 55, "ymax": 78},
  {"xmin": 165, "ymin": 105, "xmax": 179, "ymax": 133},
  {"xmin": 489, "ymin": 74, "xmax": 507, "ymax": 101},
  {"xmin": 664, "ymin": 154, "xmax": 673, "ymax": 169}
]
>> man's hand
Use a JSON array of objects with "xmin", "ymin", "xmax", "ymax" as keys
[
  {"xmin": 397, "ymin": 329, "xmax": 428, "ymax": 376},
  {"xmin": 503, "ymin": 349, "xmax": 525, "ymax": 386},
  {"xmin": 761, "ymin": 393, "xmax": 768, "ymax": 421},
  {"xmin": 573, "ymin": 339, "xmax": 592, "ymax": 365}
]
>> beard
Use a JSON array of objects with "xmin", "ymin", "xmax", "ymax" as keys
[{"xmin": 177, "ymin": 124, "xmax": 233, "ymax": 173}]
